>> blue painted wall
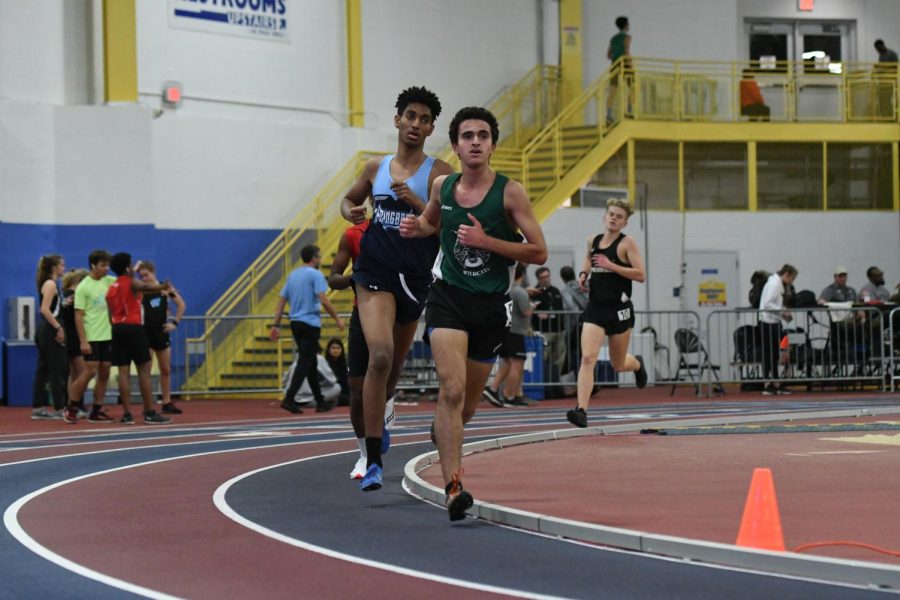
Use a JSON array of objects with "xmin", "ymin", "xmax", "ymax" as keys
[{"xmin": 0, "ymin": 223, "xmax": 279, "ymax": 400}]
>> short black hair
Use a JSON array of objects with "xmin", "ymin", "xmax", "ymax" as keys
[
  {"xmin": 110, "ymin": 252, "xmax": 132, "ymax": 276},
  {"xmin": 448, "ymin": 106, "xmax": 500, "ymax": 145},
  {"xmin": 515, "ymin": 262, "xmax": 527, "ymax": 280},
  {"xmin": 874, "ymin": 39, "xmax": 885, "ymax": 50},
  {"xmin": 395, "ymin": 86, "xmax": 441, "ymax": 121},
  {"xmin": 866, "ymin": 265, "xmax": 882, "ymax": 278},
  {"xmin": 88, "ymin": 249, "xmax": 111, "ymax": 268},
  {"xmin": 560, "ymin": 266, "xmax": 576, "ymax": 282},
  {"xmin": 615, "ymin": 16, "xmax": 628, "ymax": 30},
  {"xmin": 535, "ymin": 266, "xmax": 550, "ymax": 278},
  {"xmin": 300, "ymin": 245, "xmax": 320, "ymax": 263}
]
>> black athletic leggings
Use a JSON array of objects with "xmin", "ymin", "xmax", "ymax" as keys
[
  {"xmin": 284, "ymin": 321, "xmax": 322, "ymax": 404},
  {"xmin": 32, "ymin": 320, "xmax": 68, "ymax": 410},
  {"xmin": 758, "ymin": 321, "xmax": 783, "ymax": 382}
]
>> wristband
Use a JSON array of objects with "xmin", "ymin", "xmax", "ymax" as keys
[{"xmin": 167, "ymin": 318, "xmax": 179, "ymax": 327}]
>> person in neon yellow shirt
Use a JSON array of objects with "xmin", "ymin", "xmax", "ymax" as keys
[{"xmin": 64, "ymin": 250, "xmax": 117, "ymax": 424}]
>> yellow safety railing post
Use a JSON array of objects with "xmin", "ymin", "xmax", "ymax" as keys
[{"xmin": 748, "ymin": 141, "xmax": 757, "ymax": 211}]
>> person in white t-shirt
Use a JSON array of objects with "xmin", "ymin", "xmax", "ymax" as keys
[{"xmin": 758, "ymin": 264, "xmax": 797, "ymax": 396}]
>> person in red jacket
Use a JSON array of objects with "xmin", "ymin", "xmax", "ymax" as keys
[{"xmin": 106, "ymin": 252, "xmax": 175, "ymax": 425}]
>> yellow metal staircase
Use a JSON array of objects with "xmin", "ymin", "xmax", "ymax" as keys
[{"xmin": 183, "ymin": 65, "xmax": 562, "ymax": 394}]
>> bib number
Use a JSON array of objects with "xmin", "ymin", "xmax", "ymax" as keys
[{"xmin": 616, "ymin": 307, "xmax": 631, "ymax": 321}]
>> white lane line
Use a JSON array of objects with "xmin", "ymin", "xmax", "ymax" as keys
[
  {"xmin": 213, "ymin": 457, "xmax": 566, "ymax": 600},
  {"xmin": 2, "ymin": 439, "xmax": 346, "ymax": 599}
]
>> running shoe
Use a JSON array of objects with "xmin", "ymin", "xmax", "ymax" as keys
[
  {"xmin": 566, "ymin": 407, "xmax": 588, "ymax": 428},
  {"xmin": 88, "ymin": 410, "xmax": 115, "ymax": 423},
  {"xmin": 31, "ymin": 408, "xmax": 56, "ymax": 420},
  {"xmin": 143, "ymin": 410, "xmax": 172, "ymax": 425},
  {"xmin": 359, "ymin": 464, "xmax": 383, "ymax": 492},
  {"xmin": 161, "ymin": 402, "xmax": 183, "ymax": 414},
  {"xmin": 776, "ymin": 387, "xmax": 792, "ymax": 396},
  {"xmin": 349, "ymin": 456, "xmax": 367, "ymax": 480},
  {"xmin": 120, "ymin": 412, "xmax": 134, "ymax": 425},
  {"xmin": 505, "ymin": 396, "xmax": 531, "ymax": 407},
  {"xmin": 384, "ymin": 396, "xmax": 396, "ymax": 429},
  {"xmin": 315, "ymin": 400, "xmax": 334, "ymax": 413},
  {"xmin": 63, "ymin": 407, "xmax": 78, "ymax": 424},
  {"xmin": 445, "ymin": 474, "xmax": 474, "ymax": 522},
  {"xmin": 762, "ymin": 385, "xmax": 778, "ymax": 396},
  {"xmin": 280, "ymin": 400, "xmax": 302, "ymax": 414},
  {"xmin": 482, "ymin": 387, "xmax": 503, "ymax": 407},
  {"xmin": 635, "ymin": 355, "xmax": 648, "ymax": 389}
]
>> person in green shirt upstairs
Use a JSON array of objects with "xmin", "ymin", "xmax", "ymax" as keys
[
  {"xmin": 399, "ymin": 106, "xmax": 548, "ymax": 521},
  {"xmin": 607, "ymin": 15, "xmax": 631, "ymax": 125}
]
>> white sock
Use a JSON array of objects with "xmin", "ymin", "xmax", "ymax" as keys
[
  {"xmin": 356, "ymin": 437, "xmax": 367, "ymax": 458},
  {"xmin": 384, "ymin": 395, "xmax": 396, "ymax": 430}
]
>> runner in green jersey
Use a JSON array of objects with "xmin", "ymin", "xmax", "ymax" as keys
[{"xmin": 399, "ymin": 107, "xmax": 547, "ymax": 521}]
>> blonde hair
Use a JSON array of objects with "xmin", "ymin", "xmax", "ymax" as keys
[
  {"xmin": 137, "ymin": 259, "xmax": 155, "ymax": 273},
  {"xmin": 606, "ymin": 197, "xmax": 634, "ymax": 217},
  {"xmin": 62, "ymin": 268, "xmax": 89, "ymax": 291}
]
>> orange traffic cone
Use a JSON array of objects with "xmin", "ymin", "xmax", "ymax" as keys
[{"xmin": 735, "ymin": 467, "xmax": 785, "ymax": 551}]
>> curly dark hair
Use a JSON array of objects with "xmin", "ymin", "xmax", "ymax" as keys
[
  {"xmin": 395, "ymin": 86, "xmax": 442, "ymax": 121},
  {"xmin": 448, "ymin": 106, "xmax": 500, "ymax": 145}
]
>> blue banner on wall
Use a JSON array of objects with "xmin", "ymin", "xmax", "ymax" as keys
[{"xmin": 169, "ymin": 0, "xmax": 289, "ymax": 43}]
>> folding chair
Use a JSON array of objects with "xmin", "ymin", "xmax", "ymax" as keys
[{"xmin": 670, "ymin": 328, "xmax": 723, "ymax": 395}]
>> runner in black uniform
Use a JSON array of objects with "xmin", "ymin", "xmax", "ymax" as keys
[
  {"xmin": 567, "ymin": 198, "xmax": 647, "ymax": 428},
  {"xmin": 137, "ymin": 260, "xmax": 186, "ymax": 415}
]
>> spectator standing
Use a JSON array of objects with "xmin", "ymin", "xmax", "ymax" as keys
[
  {"xmin": 64, "ymin": 250, "xmax": 116, "ymax": 424},
  {"xmin": 529, "ymin": 267, "xmax": 565, "ymax": 398},
  {"xmin": 137, "ymin": 260, "xmax": 186, "ymax": 415},
  {"xmin": 606, "ymin": 16, "xmax": 631, "ymax": 124},
  {"xmin": 759, "ymin": 264, "xmax": 798, "ymax": 396},
  {"xmin": 106, "ymin": 253, "xmax": 174, "ymax": 424},
  {"xmin": 270, "ymin": 245, "xmax": 344, "ymax": 415},
  {"xmin": 60, "ymin": 268, "xmax": 89, "ymax": 417},
  {"xmin": 559, "ymin": 265, "xmax": 588, "ymax": 387},
  {"xmin": 484, "ymin": 263, "xmax": 533, "ymax": 407},
  {"xmin": 740, "ymin": 71, "xmax": 770, "ymax": 120},
  {"xmin": 31, "ymin": 255, "xmax": 67, "ymax": 420}
]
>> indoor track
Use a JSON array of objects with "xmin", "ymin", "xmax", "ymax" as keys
[{"xmin": 1, "ymin": 394, "xmax": 899, "ymax": 599}]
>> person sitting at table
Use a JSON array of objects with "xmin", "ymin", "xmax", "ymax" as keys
[
  {"xmin": 740, "ymin": 71, "xmax": 770, "ymax": 121},
  {"xmin": 858, "ymin": 266, "xmax": 891, "ymax": 303},
  {"xmin": 818, "ymin": 266, "xmax": 857, "ymax": 304}
]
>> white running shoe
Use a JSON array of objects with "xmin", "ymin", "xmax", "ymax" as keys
[
  {"xmin": 384, "ymin": 396, "xmax": 396, "ymax": 430},
  {"xmin": 349, "ymin": 456, "xmax": 367, "ymax": 480}
]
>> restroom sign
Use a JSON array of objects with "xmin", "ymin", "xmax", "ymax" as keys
[{"xmin": 169, "ymin": 0, "xmax": 290, "ymax": 42}]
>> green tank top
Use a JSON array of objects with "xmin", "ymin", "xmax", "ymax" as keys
[
  {"xmin": 609, "ymin": 32, "xmax": 628, "ymax": 62},
  {"xmin": 433, "ymin": 172, "xmax": 517, "ymax": 295}
]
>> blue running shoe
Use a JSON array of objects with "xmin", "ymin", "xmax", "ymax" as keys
[
  {"xmin": 360, "ymin": 464, "xmax": 383, "ymax": 492},
  {"xmin": 380, "ymin": 424, "xmax": 391, "ymax": 455}
]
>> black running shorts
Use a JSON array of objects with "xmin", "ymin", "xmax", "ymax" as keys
[
  {"xmin": 83, "ymin": 340, "xmax": 113, "ymax": 363},
  {"xmin": 144, "ymin": 326, "xmax": 171, "ymax": 351},
  {"xmin": 424, "ymin": 279, "xmax": 510, "ymax": 361},
  {"xmin": 352, "ymin": 260, "xmax": 430, "ymax": 325},
  {"xmin": 499, "ymin": 331, "xmax": 528, "ymax": 360},
  {"xmin": 110, "ymin": 324, "xmax": 151, "ymax": 367},
  {"xmin": 581, "ymin": 300, "xmax": 635, "ymax": 336}
]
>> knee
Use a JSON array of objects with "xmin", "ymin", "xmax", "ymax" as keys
[
  {"xmin": 367, "ymin": 347, "xmax": 392, "ymax": 375},
  {"xmin": 158, "ymin": 363, "xmax": 170, "ymax": 377},
  {"xmin": 580, "ymin": 353, "xmax": 598, "ymax": 368},
  {"xmin": 439, "ymin": 380, "xmax": 466, "ymax": 405}
]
